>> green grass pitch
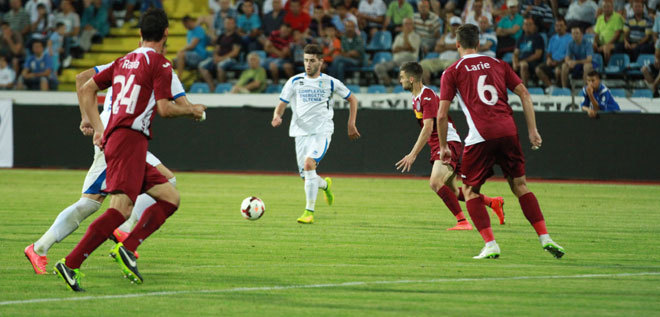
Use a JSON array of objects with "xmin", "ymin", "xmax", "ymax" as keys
[{"xmin": 1, "ymin": 169, "xmax": 659, "ymax": 315}]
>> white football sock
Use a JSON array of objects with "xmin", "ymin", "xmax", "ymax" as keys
[
  {"xmin": 538, "ymin": 234, "xmax": 551, "ymax": 245},
  {"xmin": 34, "ymin": 197, "xmax": 101, "ymax": 256},
  {"xmin": 117, "ymin": 177, "xmax": 176, "ymax": 232},
  {"xmin": 317, "ymin": 175, "xmax": 327, "ymax": 189},
  {"xmin": 485, "ymin": 240, "xmax": 498, "ymax": 248},
  {"xmin": 303, "ymin": 170, "xmax": 319, "ymax": 211}
]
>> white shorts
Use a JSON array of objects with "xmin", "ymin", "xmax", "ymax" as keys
[
  {"xmin": 294, "ymin": 134, "xmax": 331, "ymax": 177},
  {"xmin": 81, "ymin": 147, "xmax": 162, "ymax": 195}
]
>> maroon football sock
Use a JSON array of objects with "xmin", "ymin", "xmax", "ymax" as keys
[
  {"xmin": 457, "ymin": 188, "xmax": 465, "ymax": 201},
  {"xmin": 436, "ymin": 185, "xmax": 466, "ymax": 221},
  {"xmin": 519, "ymin": 192, "xmax": 548, "ymax": 235},
  {"xmin": 66, "ymin": 208, "xmax": 126, "ymax": 269},
  {"xmin": 466, "ymin": 197, "xmax": 494, "ymax": 242},
  {"xmin": 123, "ymin": 200, "xmax": 178, "ymax": 252}
]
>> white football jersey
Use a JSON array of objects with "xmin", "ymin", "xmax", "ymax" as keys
[{"xmin": 279, "ymin": 73, "xmax": 352, "ymax": 137}]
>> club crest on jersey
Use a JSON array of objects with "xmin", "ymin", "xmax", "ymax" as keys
[
  {"xmin": 122, "ymin": 60, "xmax": 140, "ymax": 69},
  {"xmin": 298, "ymin": 80, "xmax": 304, "ymax": 86},
  {"xmin": 319, "ymin": 81, "xmax": 323, "ymax": 88}
]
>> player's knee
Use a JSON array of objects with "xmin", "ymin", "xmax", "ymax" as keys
[
  {"xmin": 429, "ymin": 178, "xmax": 443, "ymax": 192},
  {"xmin": 303, "ymin": 157, "xmax": 316, "ymax": 171}
]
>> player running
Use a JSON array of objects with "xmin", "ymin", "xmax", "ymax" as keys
[
  {"xmin": 54, "ymin": 8, "xmax": 205, "ymax": 291},
  {"xmin": 437, "ymin": 24, "xmax": 564, "ymax": 259},
  {"xmin": 24, "ymin": 50, "xmax": 188, "ymax": 275},
  {"xmin": 395, "ymin": 62, "xmax": 505, "ymax": 231},
  {"xmin": 271, "ymin": 44, "xmax": 360, "ymax": 224}
]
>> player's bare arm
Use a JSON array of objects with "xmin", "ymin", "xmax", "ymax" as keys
[
  {"xmin": 396, "ymin": 118, "xmax": 432, "ymax": 173},
  {"xmin": 80, "ymin": 78, "xmax": 105, "ymax": 148},
  {"xmin": 346, "ymin": 94, "xmax": 361, "ymax": 140},
  {"xmin": 271, "ymin": 101, "xmax": 287, "ymax": 127},
  {"xmin": 437, "ymin": 100, "xmax": 452, "ymax": 164},
  {"xmin": 513, "ymin": 83, "xmax": 542, "ymax": 149},
  {"xmin": 76, "ymin": 68, "xmax": 97, "ymax": 136},
  {"xmin": 156, "ymin": 97, "xmax": 206, "ymax": 119}
]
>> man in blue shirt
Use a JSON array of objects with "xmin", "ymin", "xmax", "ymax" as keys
[
  {"xmin": 512, "ymin": 16, "xmax": 543, "ymax": 87},
  {"xmin": 581, "ymin": 70, "xmax": 619, "ymax": 118},
  {"xmin": 175, "ymin": 15, "xmax": 209, "ymax": 77},
  {"xmin": 561, "ymin": 26, "xmax": 593, "ymax": 88},
  {"xmin": 17, "ymin": 40, "xmax": 55, "ymax": 91},
  {"xmin": 536, "ymin": 18, "xmax": 572, "ymax": 92}
]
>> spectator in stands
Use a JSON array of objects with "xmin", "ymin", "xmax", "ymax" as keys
[
  {"xmin": 478, "ymin": 15, "xmax": 497, "ymax": 57},
  {"xmin": 617, "ymin": 0, "xmax": 653, "ymax": 62},
  {"xmin": 309, "ymin": 5, "xmax": 332, "ymax": 37},
  {"xmin": 263, "ymin": 0, "xmax": 288, "ymax": 15},
  {"xmin": 48, "ymin": 22, "xmax": 65, "ymax": 74},
  {"xmin": 332, "ymin": 4, "xmax": 359, "ymax": 35},
  {"xmin": 641, "ymin": 47, "xmax": 660, "ymax": 97},
  {"xmin": 199, "ymin": 17, "xmax": 241, "ymax": 91},
  {"xmin": 25, "ymin": 0, "xmax": 52, "ymax": 24},
  {"xmin": 320, "ymin": 24, "xmax": 341, "ymax": 64},
  {"xmin": 340, "ymin": 0, "xmax": 360, "ymax": 14},
  {"xmin": 284, "ymin": 0, "xmax": 311, "ymax": 33},
  {"xmin": 0, "ymin": 22, "xmax": 23, "ymax": 72},
  {"xmin": 5, "ymin": 0, "xmax": 31, "ymax": 39},
  {"xmin": 264, "ymin": 23, "xmax": 295, "ymax": 83},
  {"xmin": 328, "ymin": 19, "xmax": 364, "ymax": 82},
  {"xmin": 561, "ymin": 26, "xmax": 594, "ymax": 87},
  {"xmin": 383, "ymin": 0, "xmax": 414, "ymax": 34},
  {"xmin": 593, "ymin": 0, "xmax": 624, "ymax": 65},
  {"xmin": 597, "ymin": 0, "xmax": 625, "ymax": 14},
  {"xmin": 565, "ymin": 0, "xmax": 598, "ymax": 32},
  {"xmin": 212, "ymin": 0, "xmax": 237, "ymax": 38},
  {"xmin": 0, "ymin": 55, "xmax": 16, "ymax": 90},
  {"xmin": 357, "ymin": 0, "xmax": 387, "ymax": 38},
  {"xmin": 414, "ymin": 0, "xmax": 442, "ymax": 54},
  {"xmin": 496, "ymin": 0, "xmax": 523, "ymax": 57},
  {"xmin": 375, "ymin": 17, "xmax": 419, "ymax": 86},
  {"xmin": 231, "ymin": 52, "xmax": 267, "ymax": 93},
  {"xmin": 17, "ymin": 40, "xmax": 55, "ymax": 91},
  {"xmin": 513, "ymin": 16, "xmax": 544, "ymax": 87},
  {"xmin": 263, "ymin": 0, "xmax": 286, "ymax": 38},
  {"xmin": 79, "ymin": 0, "xmax": 109, "ymax": 52},
  {"xmin": 623, "ymin": 0, "xmax": 646, "ymax": 19},
  {"xmin": 462, "ymin": 0, "xmax": 495, "ymax": 20},
  {"xmin": 581, "ymin": 70, "xmax": 620, "ymax": 118},
  {"xmin": 55, "ymin": 0, "xmax": 81, "ymax": 67},
  {"xmin": 176, "ymin": 15, "xmax": 210, "ymax": 77},
  {"xmin": 536, "ymin": 18, "xmax": 572, "ymax": 92},
  {"xmin": 465, "ymin": 0, "xmax": 493, "ymax": 28},
  {"xmin": 420, "ymin": 15, "xmax": 460, "ymax": 84},
  {"xmin": 236, "ymin": 0, "xmax": 262, "ymax": 50},
  {"xmin": 522, "ymin": 0, "xmax": 554, "ymax": 33},
  {"xmin": 30, "ymin": 3, "xmax": 54, "ymax": 42}
]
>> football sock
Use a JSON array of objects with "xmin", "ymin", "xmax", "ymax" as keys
[
  {"xmin": 65, "ymin": 208, "xmax": 126, "ymax": 269},
  {"xmin": 466, "ymin": 197, "xmax": 494, "ymax": 242},
  {"xmin": 303, "ymin": 170, "xmax": 319, "ymax": 211},
  {"xmin": 123, "ymin": 200, "xmax": 178, "ymax": 252},
  {"xmin": 117, "ymin": 177, "xmax": 176, "ymax": 232},
  {"xmin": 519, "ymin": 192, "xmax": 548, "ymax": 235},
  {"xmin": 34, "ymin": 197, "xmax": 101, "ymax": 256},
  {"xmin": 457, "ymin": 188, "xmax": 465, "ymax": 201},
  {"xmin": 317, "ymin": 176, "xmax": 328, "ymax": 189},
  {"xmin": 436, "ymin": 185, "xmax": 466, "ymax": 221}
]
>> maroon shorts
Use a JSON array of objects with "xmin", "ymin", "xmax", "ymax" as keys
[
  {"xmin": 430, "ymin": 140, "xmax": 463, "ymax": 173},
  {"xmin": 460, "ymin": 135, "xmax": 525, "ymax": 187},
  {"xmin": 104, "ymin": 128, "xmax": 168, "ymax": 202}
]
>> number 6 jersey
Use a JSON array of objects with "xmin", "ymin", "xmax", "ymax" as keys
[{"xmin": 439, "ymin": 54, "xmax": 522, "ymax": 146}]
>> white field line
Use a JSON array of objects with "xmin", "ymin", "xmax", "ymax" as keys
[{"xmin": 1, "ymin": 272, "xmax": 659, "ymax": 306}]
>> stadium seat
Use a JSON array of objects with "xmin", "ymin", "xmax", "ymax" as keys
[
  {"xmin": 605, "ymin": 54, "xmax": 630, "ymax": 75},
  {"xmin": 367, "ymin": 84, "xmax": 386, "ymax": 93},
  {"xmin": 265, "ymin": 84, "xmax": 283, "ymax": 94},
  {"xmin": 551, "ymin": 87, "xmax": 571, "ymax": 96},
  {"xmin": 528, "ymin": 87, "xmax": 544, "ymax": 95},
  {"xmin": 347, "ymin": 84, "xmax": 361, "ymax": 94},
  {"xmin": 424, "ymin": 52, "xmax": 439, "ymax": 60},
  {"xmin": 628, "ymin": 54, "xmax": 655, "ymax": 76},
  {"xmin": 253, "ymin": 50, "xmax": 267, "ymax": 61},
  {"xmin": 591, "ymin": 53, "xmax": 604, "ymax": 73},
  {"xmin": 583, "ymin": 33, "xmax": 595, "ymax": 45},
  {"xmin": 393, "ymin": 85, "xmax": 405, "ymax": 93},
  {"xmin": 372, "ymin": 51, "xmax": 393, "ymax": 64},
  {"xmin": 610, "ymin": 88, "xmax": 627, "ymax": 98},
  {"xmin": 632, "ymin": 89, "xmax": 653, "ymax": 98},
  {"xmin": 190, "ymin": 82, "xmax": 210, "ymax": 93},
  {"xmin": 502, "ymin": 52, "xmax": 513, "ymax": 64},
  {"xmin": 366, "ymin": 30, "xmax": 392, "ymax": 51},
  {"xmin": 214, "ymin": 83, "xmax": 232, "ymax": 93}
]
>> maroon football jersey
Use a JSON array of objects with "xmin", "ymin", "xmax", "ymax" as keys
[
  {"xmin": 93, "ymin": 47, "xmax": 173, "ymax": 142},
  {"xmin": 439, "ymin": 54, "xmax": 522, "ymax": 146},
  {"xmin": 412, "ymin": 86, "xmax": 461, "ymax": 143}
]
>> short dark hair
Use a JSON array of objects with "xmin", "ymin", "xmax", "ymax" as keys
[
  {"xmin": 456, "ymin": 24, "xmax": 479, "ymax": 49},
  {"xmin": 56, "ymin": 22, "xmax": 65, "ymax": 28},
  {"xmin": 400, "ymin": 62, "xmax": 423, "ymax": 81},
  {"xmin": 141, "ymin": 8, "xmax": 169, "ymax": 42},
  {"xmin": 303, "ymin": 44, "xmax": 323, "ymax": 57},
  {"xmin": 586, "ymin": 70, "xmax": 600, "ymax": 78}
]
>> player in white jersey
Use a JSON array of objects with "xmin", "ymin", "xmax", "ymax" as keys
[
  {"xmin": 272, "ymin": 44, "xmax": 360, "ymax": 224},
  {"xmin": 24, "ymin": 53, "xmax": 189, "ymax": 275}
]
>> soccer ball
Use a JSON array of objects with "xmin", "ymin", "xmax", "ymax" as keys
[{"xmin": 240, "ymin": 196, "xmax": 265, "ymax": 220}]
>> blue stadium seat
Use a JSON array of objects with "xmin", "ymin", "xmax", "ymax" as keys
[
  {"xmin": 528, "ymin": 87, "xmax": 544, "ymax": 95},
  {"xmin": 253, "ymin": 50, "xmax": 267, "ymax": 61},
  {"xmin": 265, "ymin": 84, "xmax": 283, "ymax": 94},
  {"xmin": 366, "ymin": 31, "xmax": 393, "ymax": 51},
  {"xmin": 628, "ymin": 54, "xmax": 655, "ymax": 76},
  {"xmin": 190, "ymin": 82, "xmax": 210, "ymax": 93},
  {"xmin": 632, "ymin": 89, "xmax": 653, "ymax": 98},
  {"xmin": 393, "ymin": 85, "xmax": 405, "ymax": 93},
  {"xmin": 605, "ymin": 54, "xmax": 630, "ymax": 75},
  {"xmin": 551, "ymin": 87, "xmax": 571, "ymax": 96},
  {"xmin": 424, "ymin": 52, "xmax": 439, "ymax": 60},
  {"xmin": 372, "ymin": 51, "xmax": 393, "ymax": 64},
  {"xmin": 214, "ymin": 83, "xmax": 233, "ymax": 93},
  {"xmin": 609, "ymin": 88, "xmax": 627, "ymax": 98},
  {"xmin": 502, "ymin": 52, "xmax": 513, "ymax": 64},
  {"xmin": 583, "ymin": 33, "xmax": 595, "ymax": 45},
  {"xmin": 591, "ymin": 53, "xmax": 604, "ymax": 73},
  {"xmin": 347, "ymin": 84, "xmax": 361, "ymax": 94},
  {"xmin": 367, "ymin": 84, "xmax": 386, "ymax": 93}
]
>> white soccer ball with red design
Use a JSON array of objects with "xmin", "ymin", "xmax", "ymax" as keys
[{"xmin": 240, "ymin": 196, "xmax": 265, "ymax": 220}]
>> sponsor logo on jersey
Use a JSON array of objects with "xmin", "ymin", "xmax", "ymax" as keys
[{"xmin": 122, "ymin": 60, "xmax": 140, "ymax": 69}]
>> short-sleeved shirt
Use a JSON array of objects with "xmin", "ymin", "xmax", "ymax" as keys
[
  {"xmin": 413, "ymin": 12, "xmax": 442, "ymax": 48},
  {"xmin": 236, "ymin": 13, "xmax": 262, "ymax": 33},
  {"xmin": 279, "ymin": 72, "xmax": 351, "ymax": 137},
  {"xmin": 262, "ymin": 10, "xmax": 285, "ymax": 37},
  {"xmin": 392, "ymin": 32, "xmax": 421, "ymax": 62},
  {"xmin": 55, "ymin": 11, "xmax": 80, "ymax": 34},
  {"xmin": 594, "ymin": 12, "xmax": 624, "ymax": 44},
  {"xmin": 216, "ymin": 32, "xmax": 241, "ymax": 56},
  {"xmin": 386, "ymin": 1, "xmax": 414, "ymax": 26},
  {"xmin": 93, "ymin": 47, "xmax": 173, "ymax": 140},
  {"xmin": 340, "ymin": 34, "xmax": 365, "ymax": 61},
  {"xmin": 358, "ymin": 0, "xmax": 387, "ymax": 27},
  {"xmin": 284, "ymin": 11, "xmax": 311, "ymax": 33},
  {"xmin": 439, "ymin": 54, "xmax": 522, "ymax": 146},
  {"xmin": 0, "ymin": 66, "xmax": 16, "ymax": 85},
  {"xmin": 547, "ymin": 33, "xmax": 572, "ymax": 61},
  {"xmin": 581, "ymin": 83, "xmax": 620, "ymax": 111},
  {"xmin": 516, "ymin": 32, "xmax": 544, "ymax": 61},
  {"xmin": 412, "ymin": 85, "xmax": 461, "ymax": 144},
  {"xmin": 187, "ymin": 26, "xmax": 209, "ymax": 59},
  {"xmin": 268, "ymin": 30, "xmax": 294, "ymax": 57},
  {"xmin": 521, "ymin": 2, "xmax": 553, "ymax": 30},
  {"xmin": 479, "ymin": 30, "xmax": 498, "ymax": 57},
  {"xmin": 565, "ymin": 0, "xmax": 598, "ymax": 24},
  {"xmin": 567, "ymin": 39, "xmax": 593, "ymax": 60},
  {"xmin": 624, "ymin": 16, "xmax": 653, "ymax": 44},
  {"xmin": 5, "ymin": 8, "xmax": 31, "ymax": 33},
  {"xmin": 23, "ymin": 52, "xmax": 53, "ymax": 77},
  {"xmin": 497, "ymin": 13, "xmax": 524, "ymax": 40},
  {"xmin": 237, "ymin": 67, "xmax": 267, "ymax": 92},
  {"xmin": 213, "ymin": 8, "xmax": 237, "ymax": 35}
]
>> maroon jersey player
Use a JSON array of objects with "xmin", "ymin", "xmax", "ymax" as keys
[
  {"xmin": 54, "ymin": 9, "xmax": 206, "ymax": 292},
  {"xmin": 395, "ymin": 62, "xmax": 504, "ymax": 231},
  {"xmin": 437, "ymin": 24, "xmax": 564, "ymax": 259}
]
